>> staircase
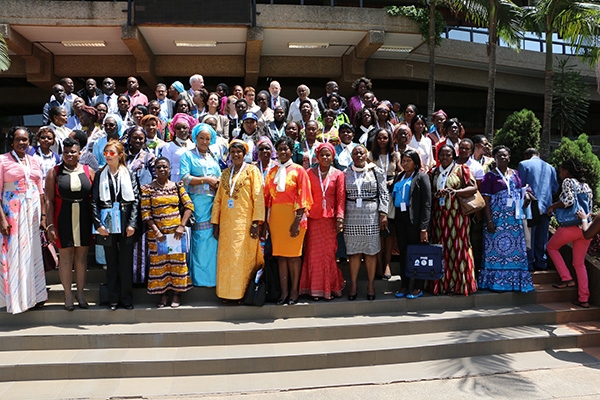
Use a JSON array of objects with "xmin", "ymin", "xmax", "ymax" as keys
[{"xmin": 0, "ymin": 262, "xmax": 598, "ymax": 399}]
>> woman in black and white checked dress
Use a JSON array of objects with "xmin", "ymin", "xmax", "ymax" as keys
[{"xmin": 344, "ymin": 145, "xmax": 389, "ymax": 301}]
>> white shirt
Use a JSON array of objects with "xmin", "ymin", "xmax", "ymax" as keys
[
  {"xmin": 466, "ymin": 157, "xmax": 485, "ymax": 181},
  {"xmin": 410, "ymin": 135, "xmax": 434, "ymax": 171},
  {"xmin": 161, "ymin": 140, "xmax": 194, "ymax": 182}
]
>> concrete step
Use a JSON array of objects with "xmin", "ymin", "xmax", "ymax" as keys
[
  {"xmin": 0, "ymin": 303, "xmax": 597, "ymax": 352},
  {"xmin": 1, "ymin": 348, "xmax": 599, "ymax": 400},
  {"xmin": 1, "ymin": 320, "xmax": 598, "ymax": 382},
  {"xmin": 530, "ymin": 269, "xmax": 561, "ymax": 284}
]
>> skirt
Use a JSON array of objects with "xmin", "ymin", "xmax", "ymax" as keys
[{"xmin": 269, "ymin": 203, "xmax": 306, "ymax": 257}]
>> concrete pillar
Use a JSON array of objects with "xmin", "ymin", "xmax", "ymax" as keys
[
  {"xmin": 245, "ymin": 27, "xmax": 263, "ymax": 87},
  {"xmin": 121, "ymin": 25, "xmax": 157, "ymax": 88},
  {"xmin": 341, "ymin": 30, "xmax": 384, "ymax": 85}
]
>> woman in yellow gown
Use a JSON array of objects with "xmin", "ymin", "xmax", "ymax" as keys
[{"xmin": 211, "ymin": 139, "xmax": 265, "ymax": 302}]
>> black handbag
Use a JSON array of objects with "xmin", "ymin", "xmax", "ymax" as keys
[
  {"xmin": 264, "ymin": 256, "xmax": 281, "ymax": 303},
  {"xmin": 176, "ymin": 182, "xmax": 196, "ymax": 228},
  {"xmin": 243, "ymin": 268, "xmax": 266, "ymax": 306},
  {"xmin": 405, "ymin": 243, "xmax": 444, "ymax": 280}
]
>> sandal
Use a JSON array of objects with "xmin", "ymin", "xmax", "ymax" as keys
[
  {"xmin": 572, "ymin": 300, "xmax": 590, "ymax": 308},
  {"xmin": 552, "ymin": 280, "xmax": 575, "ymax": 289},
  {"xmin": 157, "ymin": 294, "xmax": 169, "ymax": 308}
]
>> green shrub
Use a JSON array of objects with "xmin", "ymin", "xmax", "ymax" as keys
[
  {"xmin": 550, "ymin": 133, "xmax": 600, "ymax": 203},
  {"xmin": 493, "ymin": 109, "xmax": 541, "ymax": 168}
]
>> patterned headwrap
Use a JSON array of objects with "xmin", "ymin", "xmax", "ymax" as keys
[
  {"xmin": 104, "ymin": 113, "xmax": 122, "ymax": 136},
  {"xmin": 256, "ymin": 136, "xmax": 276, "ymax": 159},
  {"xmin": 81, "ymin": 105, "xmax": 98, "ymax": 122},
  {"xmin": 172, "ymin": 81, "xmax": 185, "ymax": 93},
  {"xmin": 170, "ymin": 113, "xmax": 198, "ymax": 136},
  {"xmin": 191, "ymin": 123, "xmax": 217, "ymax": 145},
  {"xmin": 229, "ymin": 139, "xmax": 249, "ymax": 154}
]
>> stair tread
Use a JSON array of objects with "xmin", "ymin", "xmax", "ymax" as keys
[
  {"xmin": 1, "ymin": 348, "xmax": 599, "ymax": 400},
  {"xmin": 1, "ymin": 321, "xmax": 598, "ymax": 366}
]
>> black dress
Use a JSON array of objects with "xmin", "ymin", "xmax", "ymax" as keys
[{"xmin": 54, "ymin": 164, "xmax": 93, "ymax": 248}]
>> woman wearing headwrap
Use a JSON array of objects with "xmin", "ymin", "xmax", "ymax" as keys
[
  {"xmin": 299, "ymin": 142, "xmax": 346, "ymax": 300},
  {"xmin": 264, "ymin": 136, "xmax": 313, "ymax": 305},
  {"xmin": 79, "ymin": 105, "xmax": 104, "ymax": 153},
  {"xmin": 160, "ymin": 113, "xmax": 196, "ymax": 182},
  {"xmin": 211, "ymin": 140, "xmax": 265, "ymax": 303},
  {"xmin": 180, "ymin": 123, "xmax": 222, "ymax": 287},
  {"xmin": 253, "ymin": 136, "xmax": 277, "ymax": 183},
  {"xmin": 141, "ymin": 114, "xmax": 166, "ymax": 157},
  {"xmin": 171, "ymin": 80, "xmax": 194, "ymax": 115}
]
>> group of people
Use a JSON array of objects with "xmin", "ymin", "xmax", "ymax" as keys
[{"xmin": 0, "ymin": 74, "xmax": 596, "ymax": 314}]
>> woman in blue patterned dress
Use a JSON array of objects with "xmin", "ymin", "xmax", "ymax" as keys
[
  {"xmin": 179, "ymin": 123, "xmax": 221, "ymax": 287},
  {"xmin": 478, "ymin": 145, "xmax": 534, "ymax": 292}
]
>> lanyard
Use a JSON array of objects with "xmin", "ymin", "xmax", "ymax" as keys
[
  {"xmin": 229, "ymin": 163, "xmax": 247, "ymax": 197},
  {"xmin": 438, "ymin": 162, "xmax": 455, "ymax": 190},
  {"xmin": 379, "ymin": 154, "xmax": 389, "ymax": 175},
  {"xmin": 259, "ymin": 160, "xmax": 272, "ymax": 178},
  {"xmin": 318, "ymin": 167, "xmax": 331, "ymax": 197},
  {"xmin": 11, "ymin": 151, "xmax": 32, "ymax": 190},
  {"xmin": 353, "ymin": 169, "xmax": 365, "ymax": 198},
  {"xmin": 496, "ymin": 168, "xmax": 511, "ymax": 196},
  {"xmin": 304, "ymin": 141, "xmax": 315, "ymax": 161},
  {"xmin": 108, "ymin": 169, "xmax": 120, "ymax": 198}
]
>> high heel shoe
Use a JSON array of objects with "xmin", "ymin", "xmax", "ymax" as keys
[
  {"xmin": 276, "ymin": 296, "xmax": 289, "ymax": 305},
  {"xmin": 367, "ymin": 294, "xmax": 376, "ymax": 301},
  {"xmin": 64, "ymin": 304, "xmax": 75, "ymax": 312},
  {"xmin": 347, "ymin": 293, "xmax": 357, "ymax": 301},
  {"xmin": 288, "ymin": 298, "xmax": 298, "ymax": 305}
]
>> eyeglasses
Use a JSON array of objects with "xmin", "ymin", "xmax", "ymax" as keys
[
  {"xmin": 104, "ymin": 123, "xmax": 117, "ymax": 128},
  {"xmin": 258, "ymin": 147, "xmax": 271, "ymax": 152},
  {"xmin": 104, "ymin": 150, "xmax": 118, "ymax": 157}
]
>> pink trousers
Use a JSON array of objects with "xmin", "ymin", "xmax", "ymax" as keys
[{"xmin": 546, "ymin": 225, "xmax": 591, "ymax": 302}]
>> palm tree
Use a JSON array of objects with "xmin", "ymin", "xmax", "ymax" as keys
[
  {"xmin": 0, "ymin": 33, "xmax": 10, "ymax": 72},
  {"xmin": 523, "ymin": 0, "xmax": 600, "ymax": 158}
]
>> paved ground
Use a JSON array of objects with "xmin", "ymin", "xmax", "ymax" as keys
[{"xmin": 155, "ymin": 363, "xmax": 600, "ymax": 400}]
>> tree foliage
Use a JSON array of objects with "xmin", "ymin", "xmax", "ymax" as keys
[
  {"xmin": 552, "ymin": 58, "xmax": 590, "ymax": 137},
  {"xmin": 0, "ymin": 33, "xmax": 10, "ymax": 72},
  {"xmin": 550, "ymin": 133, "xmax": 600, "ymax": 201},
  {"xmin": 493, "ymin": 109, "xmax": 541, "ymax": 168},
  {"xmin": 386, "ymin": 5, "xmax": 446, "ymax": 47}
]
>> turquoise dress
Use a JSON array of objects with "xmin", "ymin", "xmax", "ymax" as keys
[{"xmin": 180, "ymin": 149, "xmax": 221, "ymax": 287}]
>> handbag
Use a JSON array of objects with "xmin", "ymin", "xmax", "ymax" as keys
[
  {"xmin": 555, "ymin": 185, "xmax": 591, "ymax": 227},
  {"xmin": 40, "ymin": 230, "xmax": 59, "ymax": 272},
  {"xmin": 176, "ymin": 182, "xmax": 196, "ymax": 227},
  {"xmin": 405, "ymin": 243, "xmax": 444, "ymax": 280},
  {"xmin": 458, "ymin": 164, "xmax": 485, "ymax": 215},
  {"xmin": 243, "ymin": 268, "xmax": 266, "ymax": 306}
]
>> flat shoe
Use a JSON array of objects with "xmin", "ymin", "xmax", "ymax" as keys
[
  {"xmin": 383, "ymin": 274, "xmax": 392, "ymax": 280},
  {"xmin": 64, "ymin": 304, "xmax": 75, "ymax": 312},
  {"xmin": 276, "ymin": 296, "xmax": 289, "ymax": 305},
  {"xmin": 572, "ymin": 300, "xmax": 590, "ymax": 308},
  {"xmin": 124, "ymin": 304, "xmax": 134, "ymax": 310},
  {"xmin": 171, "ymin": 302, "xmax": 180, "ymax": 308},
  {"xmin": 157, "ymin": 302, "xmax": 167, "ymax": 309},
  {"xmin": 406, "ymin": 291, "xmax": 423, "ymax": 299},
  {"xmin": 77, "ymin": 302, "xmax": 89, "ymax": 309},
  {"xmin": 109, "ymin": 304, "xmax": 118, "ymax": 311},
  {"xmin": 394, "ymin": 291, "xmax": 407, "ymax": 298},
  {"xmin": 553, "ymin": 280, "xmax": 575, "ymax": 289}
]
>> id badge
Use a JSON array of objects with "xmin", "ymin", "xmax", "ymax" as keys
[
  {"xmin": 203, "ymin": 183, "xmax": 210, "ymax": 192},
  {"xmin": 322, "ymin": 199, "xmax": 327, "ymax": 209},
  {"xmin": 507, "ymin": 198, "xmax": 513, "ymax": 207},
  {"xmin": 439, "ymin": 197, "xmax": 446, "ymax": 207},
  {"xmin": 25, "ymin": 187, "xmax": 34, "ymax": 199},
  {"xmin": 356, "ymin": 198, "xmax": 363, "ymax": 208},
  {"xmin": 400, "ymin": 202, "xmax": 407, "ymax": 212},
  {"xmin": 227, "ymin": 199, "xmax": 234, "ymax": 209}
]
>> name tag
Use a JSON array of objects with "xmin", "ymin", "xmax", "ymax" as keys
[
  {"xmin": 26, "ymin": 188, "xmax": 34, "ymax": 199},
  {"xmin": 203, "ymin": 184, "xmax": 210, "ymax": 192},
  {"xmin": 507, "ymin": 198, "xmax": 513, "ymax": 207},
  {"xmin": 356, "ymin": 198, "xmax": 363, "ymax": 208},
  {"xmin": 322, "ymin": 199, "xmax": 327, "ymax": 209},
  {"xmin": 227, "ymin": 199, "xmax": 234, "ymax": 209},
  {"xmin": 400, "ymin": 202, "xmax": 407, "ymax": 212},
  {"xmin": 439, "ymin": 197, "xmax": 446, "ymax": 207}
]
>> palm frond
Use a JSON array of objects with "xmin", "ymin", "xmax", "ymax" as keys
[{"xmin": 0, "ymin": 34, "xmax": 10, "ymax": 72}]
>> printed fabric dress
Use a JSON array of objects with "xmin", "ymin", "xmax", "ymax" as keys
[
  {"xmin": 210, "ymin": 164, "xmax": 265, "ymax": 300},
  {"xmin": 478, "ymin": 169, "xmax": 534, "ymax": 292},
  {"xmin": 53, "ymin": 164, "xmax": 93, "ymax": 248},
  {"xmin": 429, "ymin": 164, "xmax": 477, "ymax": 296},
  {"xmin": 343, "ymin": 164, "xmax": 389, "ymax": 256},
  {"xmin": 299, "ymin": 167, "xmax": 346, "ymax": 299},
  {"xmin": 264, "ymin": 163, "xmax": 313, "ymax": 257},
  {"xmin": 0, "ymin": 153, "xmax": 47, "ymax": 314},
  {"xmin": 141, "ymin": 182, "xmax": 194, "ymax": 295},
  {"xmin": 180, "ymin": 149, "xmax": 221, "ymax": 287}
]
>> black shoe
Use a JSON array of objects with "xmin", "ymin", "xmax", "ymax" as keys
[
  {"xmin": 347, "ymin": 293, "xmax": 357, "ymax": 301},
  {"xmin": 109, "ymin": 304, "xmax": 118, "ymax": 311},
  {"xmin": 276, "ymin": 296, "xmax": 289, "ymax": 305},
  {"xmin": 124, "ymin": 304, "xmax": 134, "ymax": 310},
  {"xmin": 64, "ymin": 304, "xmax": 75, "ymax": 312},
  {"xmin": 367, "ymin": 294, "xmax": 376, "ymax": 301}
]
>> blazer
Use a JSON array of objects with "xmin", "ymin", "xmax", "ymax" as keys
[
  {"xmin": 270, "ymin": 96, "xmax": 290, "ymax": 117},
  {"xmin": 517, "ymin": 156, "xmax": 558, "ymax": 214},
  {"xmin": 393, "ymin": 171, "xmax": 431, "ymax": 231},
  {"xmin": 90, "ymin": 167, "xmax": 141, "ymax": 244}
]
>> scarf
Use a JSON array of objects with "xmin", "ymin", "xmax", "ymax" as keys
[
  {"xmin": 99, "ymin": 165, "xmax": 135, "ymax": 202},
  {"xmin": 351, "ymin": 162, "xmax": 375, "ymax": 173},
  {"xmin": 274, "ymin": 159, "xmax": 294, "ymax": 192}
]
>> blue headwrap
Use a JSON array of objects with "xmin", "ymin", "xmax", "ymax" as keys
[
  {"xmin": 172, "ymin": 81, "xmax": 185, "ymax": 93},
  {"xmin": 191, "ymin": 123, "xmax": 217, "ymax": 146},
  {"xmin": 104, "ymin": 113, "xmax": 123, "ymax": 137}
]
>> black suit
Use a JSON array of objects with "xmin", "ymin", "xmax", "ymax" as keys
[
  {"xmin": 91, "ymin": 168, "xmax": 141, "ymax": 306},
  {"xmin": 317, "ymin": 94, "xmax": 348, "ymax": 114},
  {"xmin": 270, "ymin": 96, "xmax": 289, "ymax": 117},
  {"xmin": 393, "ymin": 170, "xmax": 431, "ymax": 291}
]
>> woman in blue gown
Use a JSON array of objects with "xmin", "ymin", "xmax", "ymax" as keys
[{"xmin": 179, "ymin": 123, "xmax": 221, "ymax": 287}]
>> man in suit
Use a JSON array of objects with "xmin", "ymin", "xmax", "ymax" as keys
[
  {"xmin": 518, "ymin": 148, "xmax": 559, "ymax": 271},
  {"xmin": 268, "ymin": 80, "xmax": 289, "ymax": 117},
  {"xmin": 96, "ymin": 77, "xmax": 119, "ymax": 114},
  {"xmin": 316, "ymin": 81, "xmax": 348, "ymax": 114},
  {"xmin": 77, "ymin": 78, "xmax": 102, "ymax": 106},
  {"xmin": 154, "ymin": 83, "xmax": 175, "ymax": 122}
]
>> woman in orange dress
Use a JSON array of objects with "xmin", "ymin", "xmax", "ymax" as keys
[{"xmin": 264, "ymin": 136, "xmax": 313, "ymax": 305}]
